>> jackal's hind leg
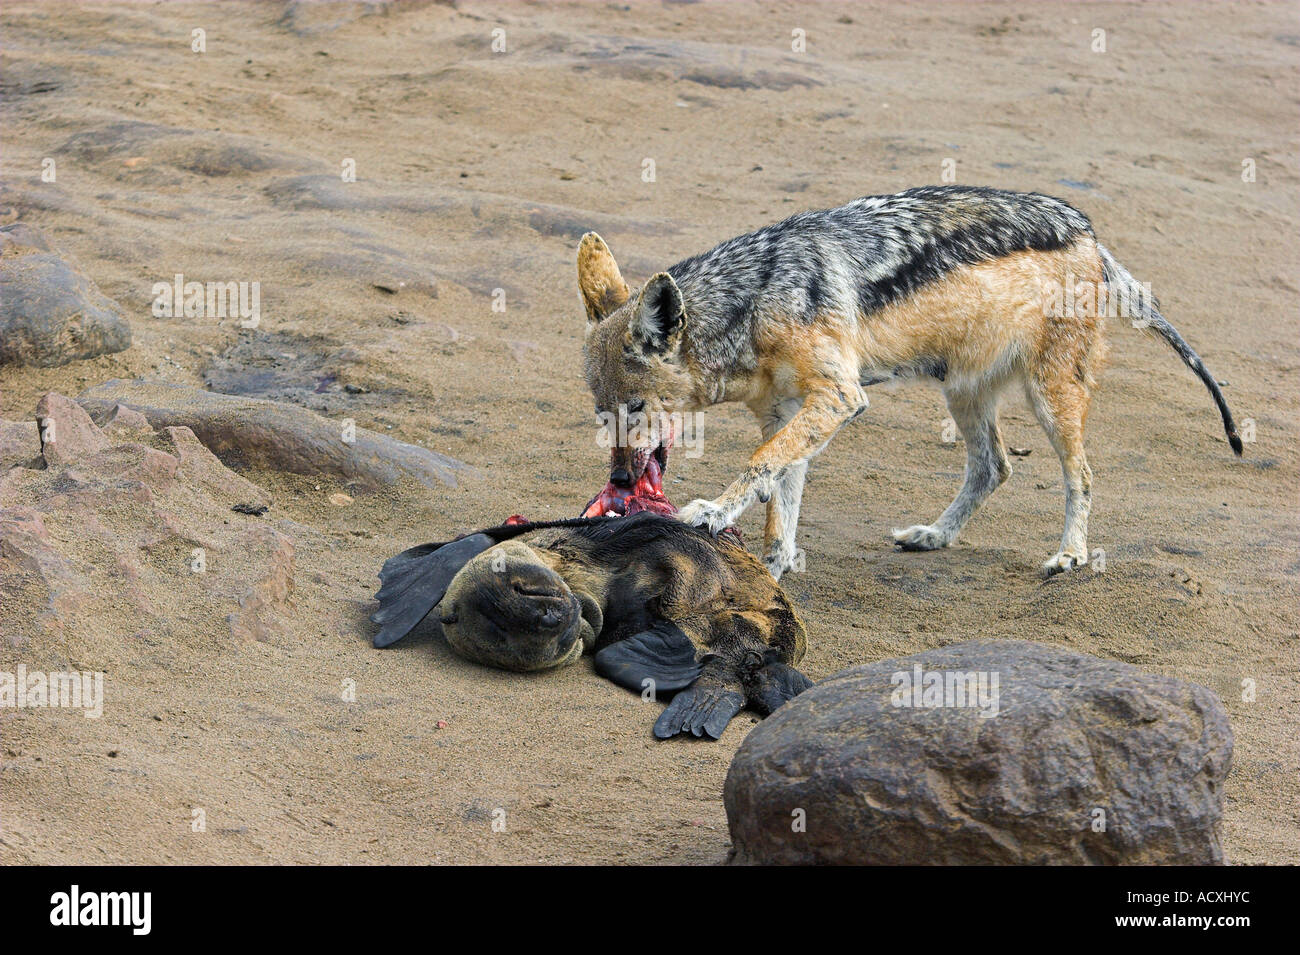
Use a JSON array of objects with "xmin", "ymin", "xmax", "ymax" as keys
[
  {"xmin": 894, "ymin": 392, "xmax": 1011, "ymax": 551},
  {"xmin": 1026, "ymin": 377, "xmax": 1092, "ymax": 575}
]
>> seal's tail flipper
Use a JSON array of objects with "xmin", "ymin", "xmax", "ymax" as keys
[
  {"xmin": 371, "ymin": 533, "xmax": 496, "ymax": 648},
  {"xmin": 592, "ymin": 620, "xmax": 703, "ymax": 694}
]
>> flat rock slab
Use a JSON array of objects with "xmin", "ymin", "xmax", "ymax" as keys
[
  {"xmin": 724, "ymin": 640, "xmax": 1233, "ymax": 865},
  {"xmin": 0, "ymin": 222, "xmax": 132, "ymax": 367},
  {"xmin": 78, "ymin": 378, "xmax": 473, "ymax": 489}
]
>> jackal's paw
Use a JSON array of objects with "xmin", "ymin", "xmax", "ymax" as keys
[
  {"xmin": 1043, "ymin": 551, "xmax": 1087, "ymax": 576},
  {"xmin": 677, "ymin": 498, "xmax": 733, "ymax": 536},
  {"xmin": 892, "ymin": 524, "xmax": 951, "ymax": 551},
  {"xmin": 763, "ymin": 541, "xmax": 800, "ymax": 580}
]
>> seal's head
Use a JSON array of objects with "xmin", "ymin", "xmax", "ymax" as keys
[{"xmin": 439, "ymin": 541, "xmax": 602, "ymax": 672}]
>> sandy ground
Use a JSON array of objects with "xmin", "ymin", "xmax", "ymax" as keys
[{"xmin": 1, "ymin": 0, "xmax": 1297, "ymax": 864}]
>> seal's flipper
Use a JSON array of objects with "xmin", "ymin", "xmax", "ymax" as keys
[
  {"xmin": 593, "ymin": 621, "xmax": 702, "ymax": 695},
  {"xmin": 652, "ymin": 684, "xmax": 745, "ymax": 740},
  {"xmin": 371, "ymin": 533, "xmax": 496, "ymax": 648},
  {"xmin": 747, "ymin": 662, "xmax": 814, "ymax": 717}
]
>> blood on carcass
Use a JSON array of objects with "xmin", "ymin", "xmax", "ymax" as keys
[
  {"xmin": 498, "ymin": 448, "xmax": 742, "ymax": 544},
  {"xmin": 580, "ymin": 451, "xmax": 674, "ymax": 518}
]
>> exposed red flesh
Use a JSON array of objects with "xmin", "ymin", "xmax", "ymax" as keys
[
  {"xmin": 501, "ymin": 440, "xmax": 741, "ymax": 545},
  {"xmin": 581, "ymin": 452, "xmax": 674, "ymax": 518}
]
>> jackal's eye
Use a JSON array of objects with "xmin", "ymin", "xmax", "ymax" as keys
[{"xmin": 625, "ymin": 398, "xmax": 645, "ymax": 414}]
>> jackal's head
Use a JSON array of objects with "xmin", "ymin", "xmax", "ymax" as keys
[{"xmin": 578, "ymin": 232, "xmax": 696, "ymax": 493}]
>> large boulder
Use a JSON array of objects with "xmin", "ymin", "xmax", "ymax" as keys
[
  {"xmin": 78, "ymin": 378, "xmax": 474, "ymax": 489},
  {"xmin": 724, "ymin": 640, "xmax": 1232, "ymax": 865},
  {"xmin": 0, "ymin": 222, "xmax": 131, "ymax": 366}
]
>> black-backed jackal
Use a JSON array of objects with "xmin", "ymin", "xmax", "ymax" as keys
[{"xmin": 579, "ymin": 186, "xmax": 1241, "ymax": 578}]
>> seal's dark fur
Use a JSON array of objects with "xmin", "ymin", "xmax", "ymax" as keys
[{"xmin": 372, "ymin": 513, "xmax": 810, "ymax": 739}]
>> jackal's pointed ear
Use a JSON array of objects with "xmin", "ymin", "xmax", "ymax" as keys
[
  {"xmin": 577, "ymin": 232, "xmax": 629, "ymax": 326},
  {"xmin": 629, "ymin": 272, "xmax": 686, "ymax": 355}
]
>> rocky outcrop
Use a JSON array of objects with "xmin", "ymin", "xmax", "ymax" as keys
[
  {"xmin": 1, "ymin": 393, "xmax": 290, "ymax": 656},
  {"xmin": 0, "ymin": 223, "xmax": 131, "ymax": 366},
  {"xmin": 724, "ymin": 640, "xmax": 1233, "ymax": 865},
  {"xmin": 78, "ymin": 378, "xmax": 474, "ymax": 489}
]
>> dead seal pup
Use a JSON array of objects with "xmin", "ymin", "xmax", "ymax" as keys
[{"xmin": 371, "ymin": 513, "xmax": 812, "ymax": 739}]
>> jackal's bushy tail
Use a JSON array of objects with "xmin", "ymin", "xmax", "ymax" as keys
[{"xmin": 1097, "ymin": 243, "xmax": 1242, "ymax": 455}]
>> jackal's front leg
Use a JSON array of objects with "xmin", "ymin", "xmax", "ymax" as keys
[{"xmin": 678, "ymin": 383, "xmax": 867, "ymax": 539}]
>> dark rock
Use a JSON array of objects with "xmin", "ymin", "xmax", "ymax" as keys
[
  {"xmin": 78, "ymin": 378, "xmax": 474, "ymax": 489},
  {"xmin": 0, "ymin": 63, "xmax": 61, "ymax": 97},
  {"xmin": 0, "ymin": 224, "xmax": 132, "ymax": 367},
  {"xmin": 167, "ymin": 143, "xmax": 280, "ymax": 177},
  {"xmin": 274, "ymin": 0, "xmax": 445, "ymax": 37},
  {"xmin": 557, "ymin": 34, "xmax": 822, "ymax": 91},
  {"xmin": 683, "ymin": 67, "xmax": 820, "ymax": 91},
  {"xmin": 0, "ymin": 420, "xmax": 41, "ymax": 470},
  {"xmin": 203, "ymin": 331, "xmax": 351, "ymax": 405},
  {"xmin": 724, "ymin": 640, "xmax": 1232, "ymax": 865},
  {"xmin": 57, "ymin": 121, "xmax": 193, "ymax": 162},
  {"xmin": 0, "ymin": 222, "xmax": 51, "ymax": 253},
  {"xmin": 57, "ymin": 122, "xmax": 308, "ymax": 179},
  {"xmin": 201, "ymin": 330, "xmax": 402, "ymax": 414},
  {"xmin": 263, "ymin": 175, "xmax": 451, "ymax": 213},
  {"xmin": 264, "ymin": 176, "xmax": 675, "ymax": 240}
]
